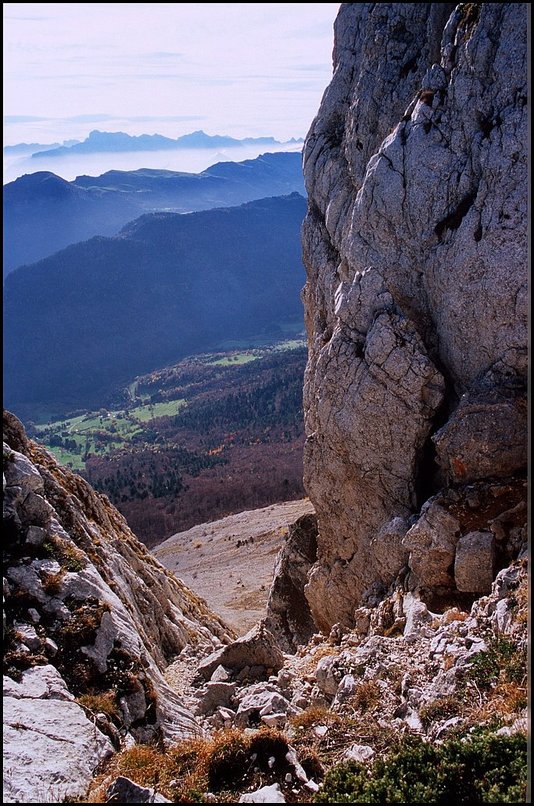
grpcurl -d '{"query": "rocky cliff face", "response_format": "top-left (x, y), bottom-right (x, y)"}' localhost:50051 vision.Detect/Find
top-left (3, 410), bottom-right (233, 802)
top-left (301, 3), bottom-right (527, 629)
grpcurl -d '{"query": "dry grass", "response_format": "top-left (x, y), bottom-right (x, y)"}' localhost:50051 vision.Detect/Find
top-left (442, 652), bottom-right (457, 671)
top-left (41, 569), bottom-right (65, 596)
top-left (470, 681), bottom-right (528, 722)
top-left (350, 680), bottom-right (381, 713)
top-left (419, 696), bottom-right (462, 728)
top-left (441, 607), bottom-right (469, 625)
top-left (42, 535), bottom-right (86, 572)
top-left (511, 571), bottom-right (529, 625)
top-left (77, 690), bottom-right (120, 721)
top-left (291, 705), bottom-right (342, 731)
top-left (86, 745), bottom-right (167, 803)
top-left (86, 727), bottom-right (298, 803)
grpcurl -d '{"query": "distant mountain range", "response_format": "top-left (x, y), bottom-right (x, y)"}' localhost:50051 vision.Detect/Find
top-left (25, 129), bottom-right (303, 158)
top-left (3, 139), bottom-right (80, 155)
top-left (3, 151), bottom-right (305, 276)
top-left (3, 193), bottom-right (307, 417)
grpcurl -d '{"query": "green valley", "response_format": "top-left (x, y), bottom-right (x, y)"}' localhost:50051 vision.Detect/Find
top-left (29, 339), bottom-right (307, 546)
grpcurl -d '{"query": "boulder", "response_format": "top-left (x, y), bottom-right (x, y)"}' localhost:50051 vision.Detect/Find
top-left (403, 502), bottom-right (460, 588)
top-left (236, 690), bottom-right (291, 727)
top-left (3, 694), bottom-right (113, 803)
top-left (370, 517), bottom-right (411, 586)
top-left (3, 446), bottom-right (44, 493)
top-left (315, 655), bottom-right (343, 696)
top-left (333, 674), bottom-right (356, 705)
top-left (105, 776), bottom-right (171, 803)
top-left (265, 514), bottom-right (318, 651)
top-left (195, 623), bottom-right (284, 682)
top-left (454, 531), bottom-right (495, 593)
top-left (210, 664), bottom-right (230, 682)
top-left (433, 388), bottom-right (527, 484)
top-left (343, 744), bottom-right (375, 762)
top-left (239, 783), bottom-right (286, 803)
top-left (3, 664), bottom-right (74, 701)
top-left (402, 593), bottom-right (433, 637)
top-left (195, 682), bottom-right (236, 716)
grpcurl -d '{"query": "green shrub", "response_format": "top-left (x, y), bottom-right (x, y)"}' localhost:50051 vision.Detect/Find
top-left (466, 637), bottom-right (527, 689)
top-left (42, 537), bottom-right (86, 572)
top-left (314, 731), bottom-right (527, 803)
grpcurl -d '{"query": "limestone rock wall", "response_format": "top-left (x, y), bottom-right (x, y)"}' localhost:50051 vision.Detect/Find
top-left (301, 3), bottom-right (528, 629)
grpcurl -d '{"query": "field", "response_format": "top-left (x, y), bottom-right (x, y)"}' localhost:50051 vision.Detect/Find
top-left (206, 353), bottom-right (260, 367)
top-left (30, 337), bottom-right (307, 545)
top-left (34, 400), bottom-right (186, 469)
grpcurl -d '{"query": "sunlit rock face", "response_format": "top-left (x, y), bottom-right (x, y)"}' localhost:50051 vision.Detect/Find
top-left (3, 409), bottom-right (233, 802)
top-left (301, 3), bottom-right (527, 630)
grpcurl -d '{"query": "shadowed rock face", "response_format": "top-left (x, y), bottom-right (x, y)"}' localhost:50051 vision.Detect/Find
top-left (265, 514), bottom-right (318, 651)
top-left (301, 3), bottom-right (527, 630)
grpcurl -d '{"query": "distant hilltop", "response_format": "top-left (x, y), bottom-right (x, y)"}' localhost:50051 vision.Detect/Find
top-left (3, 139), bottom-right (80, 155)
top-left (19, 129), bottom-right (304, 158)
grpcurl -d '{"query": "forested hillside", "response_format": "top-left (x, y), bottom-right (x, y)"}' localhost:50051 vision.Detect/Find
top-left (4, 193), bottom-right (307, 418)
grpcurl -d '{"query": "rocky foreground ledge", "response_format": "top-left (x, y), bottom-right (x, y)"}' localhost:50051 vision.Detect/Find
top-left (3, 411), bottom-right (528, 803)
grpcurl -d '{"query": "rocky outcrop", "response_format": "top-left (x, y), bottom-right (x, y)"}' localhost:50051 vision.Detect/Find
top-left (148, 555), bottom-right (527, 802)
top-left (3, 409), bottom-right (233, 802)
top-left (301, 3), bottom-right (528, 629)
top-left (3, 665), bottom-right (113, 804)
top-left (105, 776), bottom-right (172, 803)
top-left (265, 514), bottom-right (318, 651)
top-left (195, 623), bottom-right (284, 683)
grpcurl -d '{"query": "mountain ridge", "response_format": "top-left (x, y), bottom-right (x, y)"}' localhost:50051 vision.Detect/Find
top-left (4, 193), bottom-right (307, 417)
top-left (3, 151), bottom-right (305, 275)
top-left (30, 129), bottom-right (303, 158)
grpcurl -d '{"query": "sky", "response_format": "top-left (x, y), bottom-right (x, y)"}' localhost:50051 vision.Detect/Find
top-left (3, 2), bottom-right (340, 146)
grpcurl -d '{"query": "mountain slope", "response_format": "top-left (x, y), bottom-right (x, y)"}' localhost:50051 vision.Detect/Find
top-left (154, 499), bottom-right (314, 635)
top-left (3, 193), bottom-right (307, 416)
top-left (3, 151), bottom-right (304, 276)
top-left (3, 408), bottom-right (232, 801)
top-left (3, 171), bottom-right (139, 277)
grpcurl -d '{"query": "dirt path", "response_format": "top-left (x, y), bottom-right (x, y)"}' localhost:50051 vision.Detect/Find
top-left (153, 498), bottom-right (314, 634)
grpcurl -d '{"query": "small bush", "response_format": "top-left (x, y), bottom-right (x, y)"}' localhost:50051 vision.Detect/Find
top-left (42, 537), bottom-right (86, 572)
top-left (466, 637), bottom-right (527, 690)
top-left (350, 680), bottom-right (381, 712)
top-left (90, 726), bottom-right (296, 802)
top-left (314, 730), bottom-right (527, 803)
top-left (41, 570), bottom-right (65, 596)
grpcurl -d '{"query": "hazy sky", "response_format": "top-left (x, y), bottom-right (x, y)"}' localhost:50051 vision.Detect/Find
top-left (3, 2), bottom-right (340, 145)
